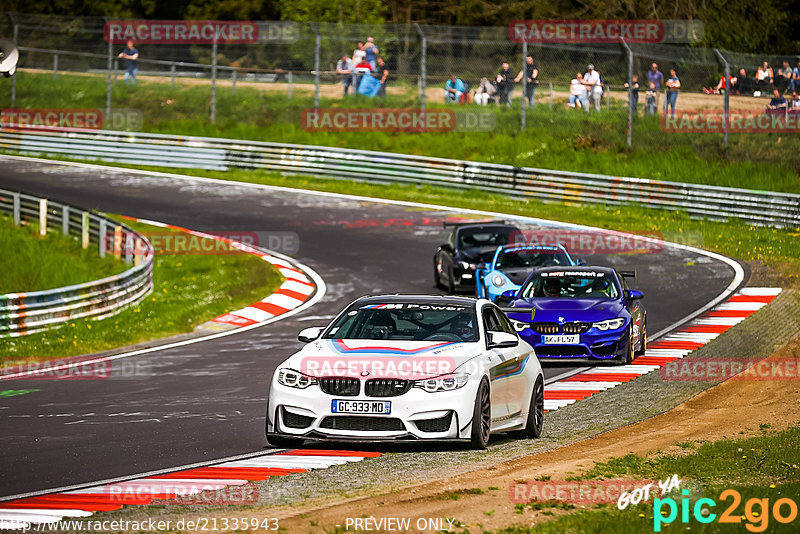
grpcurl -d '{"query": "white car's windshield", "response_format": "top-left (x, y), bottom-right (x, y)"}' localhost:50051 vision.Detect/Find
top-left (323, 303), bottom-right (478, 342)
top-left (521, 271), bottom-right (619, 299)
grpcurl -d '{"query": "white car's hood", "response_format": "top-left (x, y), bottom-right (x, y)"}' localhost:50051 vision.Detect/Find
top-left (282, 338), bottom-right (483, 380)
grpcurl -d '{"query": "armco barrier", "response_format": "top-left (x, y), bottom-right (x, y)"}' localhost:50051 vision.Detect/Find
top-left (0, 188), bottom-right (154, 336)
top-left (1, 127), bottom-right (799, 228)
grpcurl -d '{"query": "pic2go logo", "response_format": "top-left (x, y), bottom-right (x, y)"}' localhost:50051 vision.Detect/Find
top-left (654, 489), bottom-right (798, 532)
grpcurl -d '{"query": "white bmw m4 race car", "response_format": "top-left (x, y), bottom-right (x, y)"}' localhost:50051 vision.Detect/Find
top-left (266, 295), bottom-right (544, 449)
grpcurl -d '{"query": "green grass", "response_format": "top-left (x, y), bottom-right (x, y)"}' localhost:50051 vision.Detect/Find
top-left (5, 71), bottom-right (800, 193)
top-left (2, 219), bottom-right (283, 361)
top-left (0, 214), bottom-right (127, 293)
top-left (490, 424), bottom-right (800, 533)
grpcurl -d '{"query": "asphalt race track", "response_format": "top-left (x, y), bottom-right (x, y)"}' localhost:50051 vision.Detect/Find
top-left (0, 156), bottom-right (742, 498)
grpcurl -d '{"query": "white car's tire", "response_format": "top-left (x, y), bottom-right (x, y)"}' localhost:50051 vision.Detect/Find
top-left (513, 376), bottom-right (544, 439)
top-left (469, 378), bottom-right (491, 449)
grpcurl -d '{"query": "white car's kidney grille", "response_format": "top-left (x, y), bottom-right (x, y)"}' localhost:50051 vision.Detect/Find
top-left (364, 379), bottom-right (411, 397)
top-left (318, 378), bottom-right (360, 396)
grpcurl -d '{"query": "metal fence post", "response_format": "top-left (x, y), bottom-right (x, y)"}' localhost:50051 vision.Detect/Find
top-left (53, 52), bottom-right (58, 79)
top-left (288, 71), bottom-right (292, 99)
top-left (62, 205), bottom-right (69, 235)
top-left (11, 21), bottom-right (18, 108)
top-left (81, 212), bottom-right (90, 249)
top-left (622, 40), bottom-right (633, 147)
top-left (38, 198), bottom-right (47, 236)
top-left (106, 41), bottom-right (112, 121)
top-left (521, 41), bottom-right (527, 131)
top-left (113, 225), bottom-right (122, 259)
top-left (415, 24), bottom-right (427, 112)
top-left (125, 232), bottom-right (134, 264)
top-left (310, 23), bottom-right (320, 110)
top-left (548, 82), bottom-right (553, 109)
top-left (232, 69), bottom-right (237, 95)
top-left (12, 193), bottom-right (20, 225)
top-left (99, 219), bottom-right (107, 258)
top-left (210, 37), bottom-right (218, 124)
top-left (714, 48), bottom-right (730, 158)
top-left (170, 63), bottom-right (176, 88)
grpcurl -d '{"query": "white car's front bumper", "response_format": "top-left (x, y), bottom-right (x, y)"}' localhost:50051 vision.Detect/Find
top-left (267, 379), bottom-right (481, 442)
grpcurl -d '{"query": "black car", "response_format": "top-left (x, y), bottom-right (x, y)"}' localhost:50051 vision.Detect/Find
top-left (433, 221), bottom-right (522, 293)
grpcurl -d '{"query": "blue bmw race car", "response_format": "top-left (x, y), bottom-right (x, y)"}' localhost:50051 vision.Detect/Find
top-left (475, 244), bottom-right (582, 303)
top-left (502, 266), bottom-right (647, 365)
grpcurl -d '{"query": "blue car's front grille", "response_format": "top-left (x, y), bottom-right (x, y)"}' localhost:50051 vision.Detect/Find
top-left (530, 322), bottom-right (560, 334)
top-left (529, 322), bottom-right (591, 334)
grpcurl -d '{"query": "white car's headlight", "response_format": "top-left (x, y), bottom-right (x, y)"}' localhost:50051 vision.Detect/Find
top-left (592, 318), bottom-right (626, 331)
top-left (511, 319), bottom-right (530, 332)
top-left (492, 274), bottom-right (507, 288)
top-left (414, 373), bottom-right (469, 392)
top-left (277, 368), bottom-right (317, 389)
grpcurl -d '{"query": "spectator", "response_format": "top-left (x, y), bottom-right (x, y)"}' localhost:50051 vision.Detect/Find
top-left (364, 37), bottom-right (379, 70)
top-left (353, 42), bottom-right (366, 65)
top-left (444, 74), bottom-right (465, 103)
top-left (354, 58), bottom-right (372, 90)
top-left (734, 68), bottom-right (754, 96)
top-left (776, 60), bottom-right (792, 94)
top-left (568, 73), bottom-right (588, 111)
top-left (624, 74), bottom-right (640, 110)
top-left (375, 56), bottom-right (389, 98)
top-left (335, 54), bottom-right (355, 96)
top-left (645, 81), bottom-right (657, 115)
top-left (665, 68), bottom-right (680, 117)
top-left (792, 60), bottom-right (800, 93)
top-left (473, 77), bottom-right (496, 105)
top-left (514, 55), bottom-right (539, 107)
top-left (118, 39), bottom-right (139, 86)
top-left (703, 73), bottom-right (736, 95)
top-left (767, 88), bottom-right (787, 110)
top-left (647, 62), bottom-right (664, 90)
top-left (584, 64), bottom-right (603, 111)
top-left (791, 91), bottom-right (800, 111)
top-left (497, 62), bottom-right (515, 107)
top-left (755, 61), bottom-right (773, 96)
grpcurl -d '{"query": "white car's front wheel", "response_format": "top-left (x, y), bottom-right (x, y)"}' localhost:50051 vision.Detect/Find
top-left (469, 378), bottom-right (491, 449)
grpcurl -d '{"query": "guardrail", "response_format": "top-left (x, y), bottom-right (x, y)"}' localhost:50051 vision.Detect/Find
top-left (1, 127), bottom-right (799, 228)
top-left (0, 188), bottom-right (154, 337)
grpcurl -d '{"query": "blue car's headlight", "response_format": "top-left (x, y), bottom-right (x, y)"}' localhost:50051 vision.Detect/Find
top-left (277, 369), bottom-right (317, 389)
top-left (492, 274), bottom-right (507, 288)
top-left (414, 374), bottom-right (469, 392)
top-left (592, 318), bottom-right (626, 331)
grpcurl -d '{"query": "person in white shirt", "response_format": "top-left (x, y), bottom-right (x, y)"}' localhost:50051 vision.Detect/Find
top-left (569, 73), bottom-right (589, 111)
top-left (584, 64), bottom-right (603, 111)
top-left (353, 42), bottom-right (366, 65)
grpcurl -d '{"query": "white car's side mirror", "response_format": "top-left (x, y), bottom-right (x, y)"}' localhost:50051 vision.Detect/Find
top-left (298, 326), bottom-right (325, 343)
top-left (487, 331), bottom-right (518, 349)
